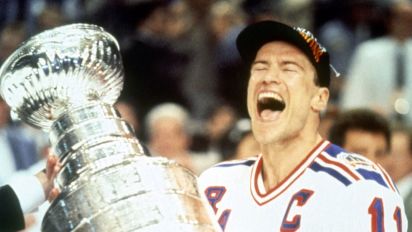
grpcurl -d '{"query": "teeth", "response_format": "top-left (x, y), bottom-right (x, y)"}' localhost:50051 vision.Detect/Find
top-left (258, 92), bottom-right (282, 101)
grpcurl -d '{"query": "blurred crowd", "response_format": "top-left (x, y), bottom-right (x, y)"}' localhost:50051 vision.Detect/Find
top-left (0, 0), bottom-right (412, 230)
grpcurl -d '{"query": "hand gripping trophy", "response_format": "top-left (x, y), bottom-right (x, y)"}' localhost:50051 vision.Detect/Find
top-left (0, 24), bottom-right (218, 231)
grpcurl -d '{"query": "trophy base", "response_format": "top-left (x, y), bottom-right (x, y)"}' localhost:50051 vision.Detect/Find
top-left (42, 157), bottom-right (215, 232)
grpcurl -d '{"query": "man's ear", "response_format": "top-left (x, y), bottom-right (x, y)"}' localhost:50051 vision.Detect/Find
top-left (311, 87), bottom-right (329, 112)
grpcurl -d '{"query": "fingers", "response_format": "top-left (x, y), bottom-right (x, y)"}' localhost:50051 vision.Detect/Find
top-left (44, 150), bottom-right (62, 202)
top-left (46, 150), bottom-right (62, 181)
top-left (46, 155), bottom-right (58, 180)
top-left (47, 188), bottom-right (60, 202)
top-left (53, 161), bottom-right (61, 177)
top-left (23, 214), bottom-right (37, 229)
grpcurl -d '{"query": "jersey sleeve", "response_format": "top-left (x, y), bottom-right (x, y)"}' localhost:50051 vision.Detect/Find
top-left (197, 169), bottom-right (225, 232)
top-left (338, 180), bottom-right (407, 232)
top-left (326, 151), bottom-right (408, 231)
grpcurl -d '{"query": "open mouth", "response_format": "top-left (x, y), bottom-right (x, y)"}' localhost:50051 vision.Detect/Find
top-left (257, 92), bottom-right (285, 119)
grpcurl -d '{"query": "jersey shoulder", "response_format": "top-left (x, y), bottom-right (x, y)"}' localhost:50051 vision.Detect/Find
top-left (310, 143), bottom-right (397, 193)
top-left (200, 156), bottom-right (258, 175)
top-left (198, 156), bottom-right (258, 185)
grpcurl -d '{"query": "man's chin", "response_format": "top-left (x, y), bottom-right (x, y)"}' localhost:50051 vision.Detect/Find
top-left (253, 129), bottom-right (282, 145)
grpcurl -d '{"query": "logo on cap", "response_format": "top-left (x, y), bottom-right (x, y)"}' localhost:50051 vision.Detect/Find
top-left (294, 27), bottom-right (326, 63)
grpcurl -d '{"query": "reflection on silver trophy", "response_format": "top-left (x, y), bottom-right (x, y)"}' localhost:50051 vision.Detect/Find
top-left (0, 24), bottom-right (218, 231)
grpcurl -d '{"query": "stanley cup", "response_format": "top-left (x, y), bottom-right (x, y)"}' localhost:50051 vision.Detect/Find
top-left (0, 24), bottom-right (218, 231)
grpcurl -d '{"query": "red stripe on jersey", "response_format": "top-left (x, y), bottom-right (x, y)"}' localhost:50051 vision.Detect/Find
top-left (251, 158), bottom-right (306, 206)
top-left (250, 140), bottom-right (330, 205)
top-left (377, 164), bottom-right (396, 192)
top-left (318, 153), bottom-right (360, 181)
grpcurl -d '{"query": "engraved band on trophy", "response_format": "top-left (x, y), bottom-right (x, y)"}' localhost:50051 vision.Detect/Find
top-left (0, 24), bottom-right (218, 231)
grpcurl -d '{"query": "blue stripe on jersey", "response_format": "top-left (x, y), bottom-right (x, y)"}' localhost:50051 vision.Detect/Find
top-left (324, 143), bottom-right (346, 158)
top-left (356, 168), bottom-right (389, 189)
top-left (215, 159), bottom-right (256, 168)
top-left (310, 162), bottom-right (352, 186)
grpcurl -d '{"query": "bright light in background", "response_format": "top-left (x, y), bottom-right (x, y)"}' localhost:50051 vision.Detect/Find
top-left (394, 98), bottom-right (410, 115)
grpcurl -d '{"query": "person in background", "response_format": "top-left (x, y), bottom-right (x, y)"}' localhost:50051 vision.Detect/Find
top-left (0, 22), bottom-right (26, 64)
top-left (145, 102), bottom-right (192, 164)
top-left (317, 0), bottom-right (384, 106)
top-left (241, 0), bottom-right (279, 23)
top-left (341, 1), bottom-right (412, 123)
top-left (145, 103), bottom-right (213, 174)
top-left (121, 0), bottom-right (189, 122)
top-left (328, 108), bottom-right (391, 164)
top-left (0, 24), bottom-right (44, 186)
top-left (0, 97), bottom-right (41, 185)
top-left (318, 105), bottom-right (340, 139)
top-left (34, 3), bottom-right (66, 33)
top-left (385, 125), bottom-right (412, 188)
top-left (208, 1), bottom-right (248, 116)
top-left (225, 118), bottom-right (260, 160)
top-left (203, 104), bottom-right (238, 160)
top-left (191, 104), bottom-right (237, 170)
top-left (233, 131), bottom-right (259, 160)
top-left (318, 0), bottom-right (380, 75)
top-left (383, 125), bottom-right (412, 231)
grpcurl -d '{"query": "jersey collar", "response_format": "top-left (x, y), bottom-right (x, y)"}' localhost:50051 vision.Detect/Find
top-left (250, 140), bottom-right (330, 205)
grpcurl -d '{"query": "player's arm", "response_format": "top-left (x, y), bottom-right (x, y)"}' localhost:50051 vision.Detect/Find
top-left (197, 172), bottom-right (224, 232)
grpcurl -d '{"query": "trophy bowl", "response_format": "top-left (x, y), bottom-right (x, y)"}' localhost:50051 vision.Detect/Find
top-left (0, 23), bottom-right (123, 130)
top-left (0, 24), bottom-right (218, 232)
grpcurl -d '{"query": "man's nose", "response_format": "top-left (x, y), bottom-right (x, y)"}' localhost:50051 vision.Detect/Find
top-left (262, 68), bottom-right (281, 84)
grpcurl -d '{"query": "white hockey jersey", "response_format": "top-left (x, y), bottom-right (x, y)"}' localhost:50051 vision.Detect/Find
top-left (198, 140), bottom-right (407, 231)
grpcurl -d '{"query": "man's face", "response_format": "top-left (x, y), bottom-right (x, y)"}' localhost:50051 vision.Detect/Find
top-left (384, 131), bottom-right (412, 182)
top-left (247, 41), bottom-right (326, 145)
top-left (391, 2), bottom-right (412, 40)
top-left (343, 129), bottom-right (388, 163)
top-left (149, 117), bottom-right (189, 156)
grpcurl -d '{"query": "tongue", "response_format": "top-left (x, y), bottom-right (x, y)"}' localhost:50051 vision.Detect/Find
top-left (260, 109), bottom-right (280, 121)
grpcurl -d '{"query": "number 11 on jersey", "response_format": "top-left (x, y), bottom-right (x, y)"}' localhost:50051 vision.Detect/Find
top-left (368, 197), bottom-right (403, 232)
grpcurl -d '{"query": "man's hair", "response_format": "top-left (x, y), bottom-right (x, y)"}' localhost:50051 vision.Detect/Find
top-left (328, 108), bottom-right (391, 151)
top-left (144, 102), bottom-right (190, 137)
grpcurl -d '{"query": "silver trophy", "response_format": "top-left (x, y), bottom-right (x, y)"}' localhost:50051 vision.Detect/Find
top-left (0, 24), bottom-right (218, 231)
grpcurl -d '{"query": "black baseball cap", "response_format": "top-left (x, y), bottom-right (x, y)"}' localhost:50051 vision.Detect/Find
top-left (236, 20), bottom-right (339, 88)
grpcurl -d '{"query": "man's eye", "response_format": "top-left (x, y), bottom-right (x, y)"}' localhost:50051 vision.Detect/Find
top-left (283, 65), bottom-right (298, 72)
top-left (252, 66), bottom-right (267, 72)
top-left (283, 68), bottom-right (297, 72)
top-left (282, 62), bottom-right (301, 72)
